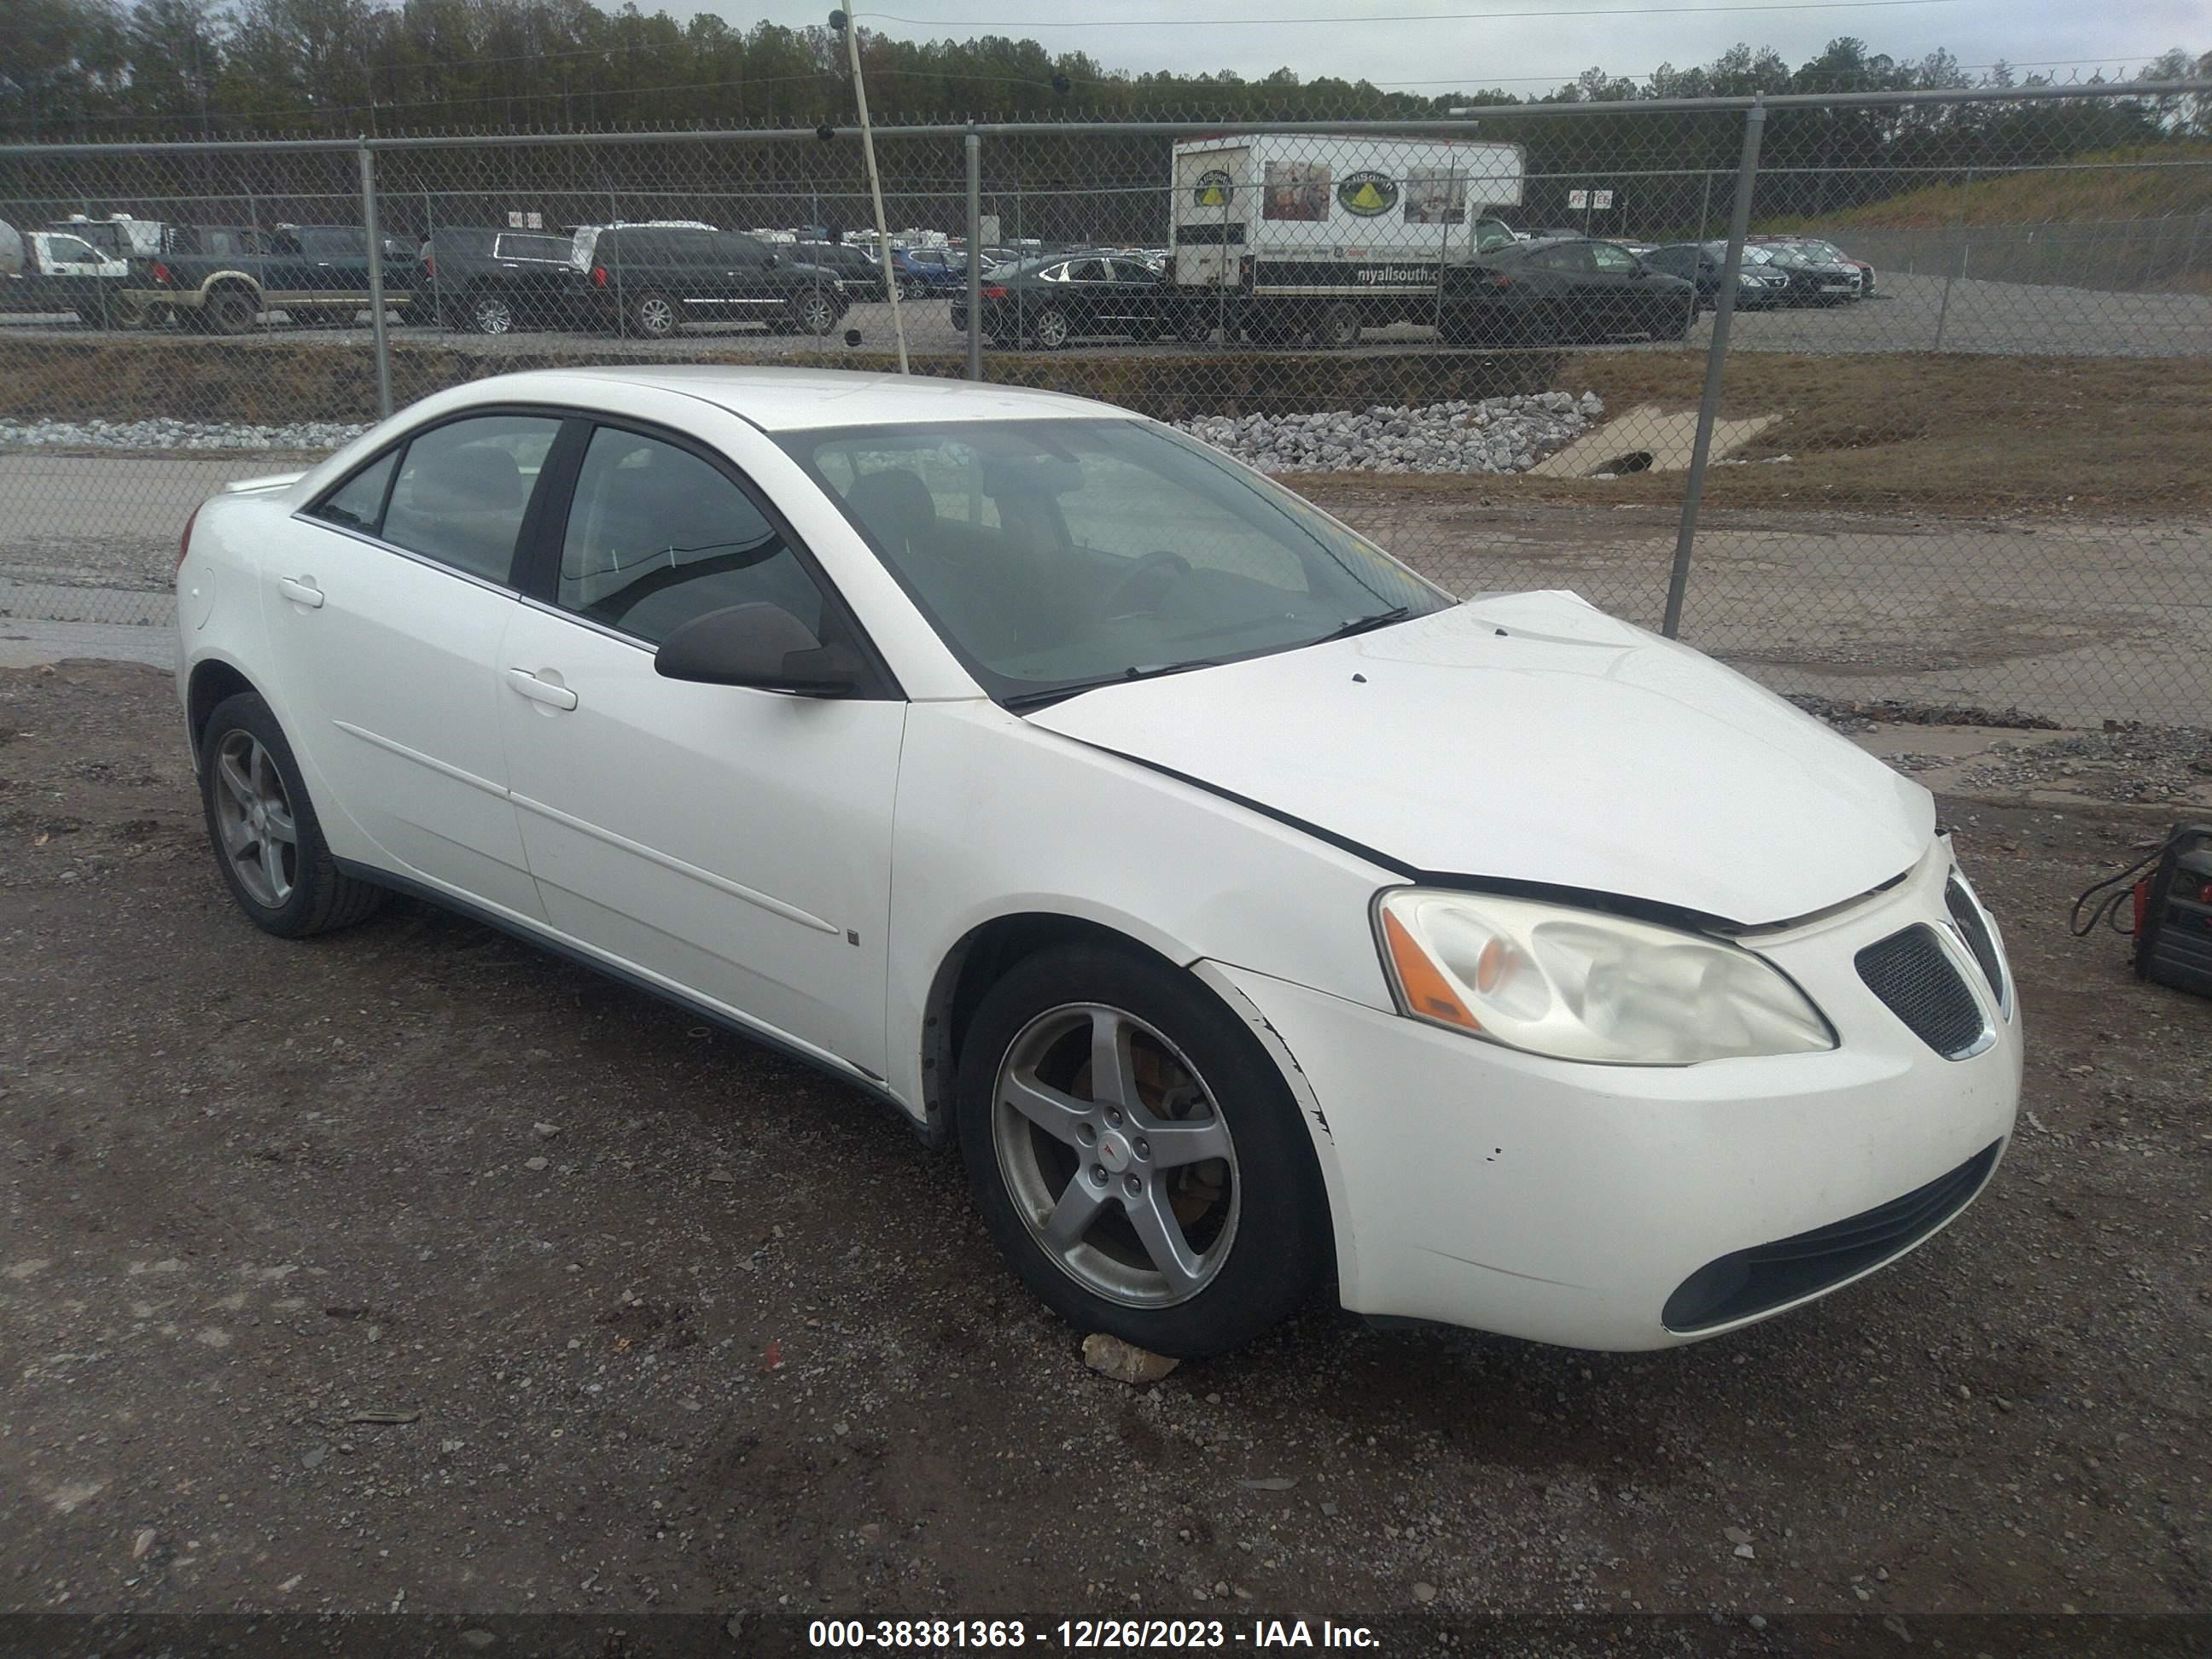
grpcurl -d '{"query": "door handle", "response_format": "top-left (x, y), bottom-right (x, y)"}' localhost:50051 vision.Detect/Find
top-left (507, 668), bottom-right (579, 711)
top-left (277, 576), bottom-right (324, 608)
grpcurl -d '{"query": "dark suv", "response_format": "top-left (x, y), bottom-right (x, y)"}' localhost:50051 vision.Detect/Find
top-left (794, 241), bottom-right (891, 301)
top-left (418, 227), bottom-right (583, 334)
top-left (577, 226), bottom-right (847, 339)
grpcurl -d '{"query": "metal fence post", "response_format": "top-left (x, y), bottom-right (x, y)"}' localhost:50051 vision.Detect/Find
top-left (1931, 166), bottom-right (1971, 353)
top-left (1661, 97), bottom-right (1765, 641)
top-left (965, 126), bottom-right (983, 381)
top-left (358, 141), bottom-right (393, 420)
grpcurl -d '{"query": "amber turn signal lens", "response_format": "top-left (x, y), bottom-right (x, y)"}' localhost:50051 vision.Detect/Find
top-left (1382, 909), bottom-right (1481, 1032)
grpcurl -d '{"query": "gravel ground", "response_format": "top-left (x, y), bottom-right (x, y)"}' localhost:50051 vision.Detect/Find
top-left (2, 659), bottom-right (2207, 1625)
top-left (0, 417), bottom-right (372, 454)
top-left (1961, 727), bottom-right (2212, 807)
top-left (1176, 392), bottom-right (1604, 475)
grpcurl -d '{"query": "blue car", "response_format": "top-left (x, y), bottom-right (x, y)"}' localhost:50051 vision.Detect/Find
top-left (888, 244), bottom-right (968, 298)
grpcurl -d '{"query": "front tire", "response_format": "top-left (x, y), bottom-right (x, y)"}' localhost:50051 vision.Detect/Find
top-left (199, 693), bottom-right (384, 939)
top-left (955, 944), bottom-right (1330, 1358)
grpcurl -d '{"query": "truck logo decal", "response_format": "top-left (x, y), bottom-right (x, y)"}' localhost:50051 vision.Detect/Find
top-left (1192, 171), bottom-right (1236, 208)
top-left (1336, 171), bottom-right (1399, 218)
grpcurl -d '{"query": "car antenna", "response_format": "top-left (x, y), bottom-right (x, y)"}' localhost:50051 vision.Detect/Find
top-left (830, 9), bottom-right (909, 375)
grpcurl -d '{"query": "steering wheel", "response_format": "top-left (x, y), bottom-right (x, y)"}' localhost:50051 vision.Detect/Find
top-left (1099, 550), bottom-right (1191, 620)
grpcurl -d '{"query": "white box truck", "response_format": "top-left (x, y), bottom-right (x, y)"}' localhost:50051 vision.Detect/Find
top-left (1169, 132), bottom-right (1525, 346)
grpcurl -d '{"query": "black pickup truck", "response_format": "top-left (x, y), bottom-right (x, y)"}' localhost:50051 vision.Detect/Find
top-left (125, 224), bottom-right (421, 334)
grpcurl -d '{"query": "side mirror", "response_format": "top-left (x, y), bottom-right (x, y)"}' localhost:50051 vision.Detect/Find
top-left (654, 603), bottom-right (861, 696)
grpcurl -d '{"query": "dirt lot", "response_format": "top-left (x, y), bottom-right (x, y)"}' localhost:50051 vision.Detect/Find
top-left (2, 661), bottom-right (2208, 1627)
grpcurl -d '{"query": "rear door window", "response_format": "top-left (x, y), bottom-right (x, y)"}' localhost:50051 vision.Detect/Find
top-left (310, 450), bottom-right (401, 534)
top-left (378, 414), bottom-right (562, 585)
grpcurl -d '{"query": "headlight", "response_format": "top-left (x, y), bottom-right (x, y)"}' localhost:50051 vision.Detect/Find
top-left (1374, 888), bottom-right (1835, 1066)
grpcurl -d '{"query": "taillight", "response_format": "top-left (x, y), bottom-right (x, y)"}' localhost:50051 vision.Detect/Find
top-left (151, 260), bottom-right (172, 285)
top-left (981, 284), bottom-right (1008, 300)
top-left (591, 265), bottom-right (608, 288)
top-left (175, 502), bottom-right (201, 579)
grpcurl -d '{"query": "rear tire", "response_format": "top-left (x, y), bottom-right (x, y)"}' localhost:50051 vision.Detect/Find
top-left (465, 290), bottom-right (515, 335)
top-left (955, 943), bottom-right (1330, 1359)
top-left (1316, 301), bottom-right (1361, 349)
top-left (789, 289), bottom-right (838, 337)
top-left (1029, 306), bottom-right (1071, 350)
top-left (203, 286), bottom-right (259, 335)
top-left (626, 288), bottom-right (678, 340)
top-left (199, 693), bottom-right (384, 940)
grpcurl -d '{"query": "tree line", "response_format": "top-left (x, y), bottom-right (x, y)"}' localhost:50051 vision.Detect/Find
top-left (3, 0), bottom-right (2205, 143)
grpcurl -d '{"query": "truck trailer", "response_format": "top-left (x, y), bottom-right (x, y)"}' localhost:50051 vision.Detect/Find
top-left (1168, 132), bottom-right (1525, 346)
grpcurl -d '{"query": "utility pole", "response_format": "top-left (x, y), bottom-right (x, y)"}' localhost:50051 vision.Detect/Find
top-left (831, 9), bottom-right (908, 373)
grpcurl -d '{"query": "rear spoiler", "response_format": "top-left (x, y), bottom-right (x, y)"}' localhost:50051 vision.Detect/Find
top-left (223, 471), bottom-right (306, 494)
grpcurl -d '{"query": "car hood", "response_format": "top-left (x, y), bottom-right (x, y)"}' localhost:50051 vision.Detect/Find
top-left (1022, 591), bottom-right (1933, 927)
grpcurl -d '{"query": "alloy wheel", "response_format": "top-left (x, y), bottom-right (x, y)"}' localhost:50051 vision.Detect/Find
top-left (212, 730), bottom-right (297, 908)
top-left (634, 294), bottom-right (675, 337)
top-left (1033, 307), bottom-right (1070, 349)
top-left (799, 294), bottom-right (835, 335)
top-left (471, 295), bottom-right (513, 335)
top-left (992, 1003), bottom-right (1240, 1307)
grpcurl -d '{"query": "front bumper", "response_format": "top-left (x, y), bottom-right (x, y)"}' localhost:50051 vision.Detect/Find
top-left (1213, 840), bottom-right (2021, 1350)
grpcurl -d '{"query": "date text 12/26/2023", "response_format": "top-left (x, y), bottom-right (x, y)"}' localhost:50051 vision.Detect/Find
top-left (807, 1619), bottom-right (1382, 1649)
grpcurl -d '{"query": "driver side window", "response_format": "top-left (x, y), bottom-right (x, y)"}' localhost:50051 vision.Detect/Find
top-left (556, 427), bottom-right (824, 646)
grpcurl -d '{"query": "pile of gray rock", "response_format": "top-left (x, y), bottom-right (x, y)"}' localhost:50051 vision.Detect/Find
top-left (1176, 391), bottom-right (1604, 476)
top-left (0, 417), bottom-right (373, 452)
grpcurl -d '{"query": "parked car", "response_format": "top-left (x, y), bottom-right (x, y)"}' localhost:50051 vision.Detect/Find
top-left (1644, 242), bottom-right (1790, 311)
top-left (175, 365), bottom-right (2021, 1358)
top-left (952, 252), bottom-right (1181, 348)
top-left (1739, 238), bottom-right (1863, 305)
top-left (1437, 236), bottom-right (1698, 345)
top-left (574, 224), bottom-right (847, 339)
top-left (795, 240), bottom-right (891, 301)
top-left (126, 223), bottom-right (419, 334)
top-left (1752, 234), bottom-right (1875, 296)
top-left (0, 224), bottom-right (133, 323)
top-left (417, 226), bottom-right (585, 334)
top-left (887, 242), bottom-right (967, 299)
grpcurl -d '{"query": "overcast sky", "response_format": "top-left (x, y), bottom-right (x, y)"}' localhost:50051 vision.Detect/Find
top-left (730, 0), bottom-right (2203, 95)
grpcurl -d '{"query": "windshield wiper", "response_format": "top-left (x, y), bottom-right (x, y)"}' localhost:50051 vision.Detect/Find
top-left (1311, 605), bottom-right (1412, 644)
top-left (1001, 656), bottom-right (1230, 713)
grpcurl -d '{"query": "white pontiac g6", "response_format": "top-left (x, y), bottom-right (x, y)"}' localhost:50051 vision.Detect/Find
top-left (176, 367), bottom-right (2021, 1357)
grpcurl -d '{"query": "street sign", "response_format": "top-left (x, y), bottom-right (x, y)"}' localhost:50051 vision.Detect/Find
top-left (1567, 189), bottom-right (1588, 210)
top-left (1592, 189), bottom-right (1615, 209)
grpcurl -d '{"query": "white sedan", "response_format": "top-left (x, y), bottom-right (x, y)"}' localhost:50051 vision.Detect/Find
top-left (176, 367), bottom-right (2021, 1357)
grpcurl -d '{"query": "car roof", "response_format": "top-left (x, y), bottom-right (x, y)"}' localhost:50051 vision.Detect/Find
top-left (469, 365), bottom-right (1122, 432)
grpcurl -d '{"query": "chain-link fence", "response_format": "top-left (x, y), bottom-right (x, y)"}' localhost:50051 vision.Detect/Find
top-left (3, 84), bottom-right (2208, 725)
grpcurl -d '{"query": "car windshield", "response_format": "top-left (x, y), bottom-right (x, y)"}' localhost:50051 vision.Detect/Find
top-left (780, 419), bottom-right (1452, 707)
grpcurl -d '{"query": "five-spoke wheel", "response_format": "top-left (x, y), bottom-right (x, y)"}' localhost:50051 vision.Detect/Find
top-left (993, 1004), bottom-right (1240, 1307)
top-left (958, 943), bottom-right (1329, 1356)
